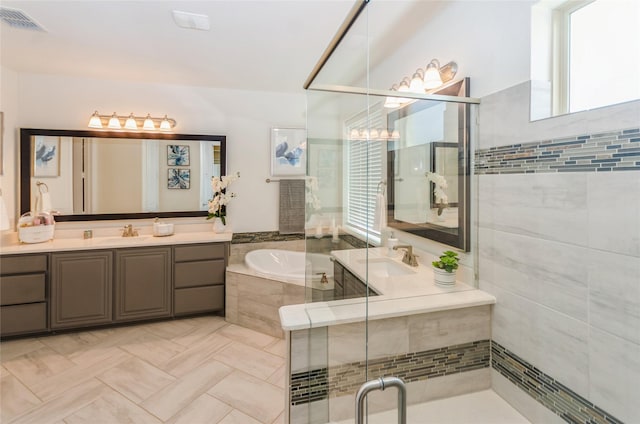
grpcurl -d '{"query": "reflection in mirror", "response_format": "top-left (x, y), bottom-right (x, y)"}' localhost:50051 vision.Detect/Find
top-left (386, 78), bottom-right (470, 250)
top-left (21, 129), bottom-right (225, 221)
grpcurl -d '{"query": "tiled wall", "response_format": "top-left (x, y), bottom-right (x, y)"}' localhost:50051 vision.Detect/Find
top-left (491, 341), bottom-right (622, 424)
top-left (476, 128), bottom-right (639, 174)
top-left (288, 305), bottom-right (492, 423)
top-left (478, 84), bottom-right (640, 423)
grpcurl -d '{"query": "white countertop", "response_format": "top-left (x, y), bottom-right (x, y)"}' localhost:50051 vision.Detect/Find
top-left (279, 247), bottom-right (496, 330)
top-left (0, 231), bottom-right (232, 255)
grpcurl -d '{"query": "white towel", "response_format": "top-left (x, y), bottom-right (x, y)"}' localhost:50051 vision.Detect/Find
top-left (373, 193), bottom-right (387, 232)
top-left (0, 195), bottom-right (10, 230)
top-left (36, 192), bottom-right (52, 213)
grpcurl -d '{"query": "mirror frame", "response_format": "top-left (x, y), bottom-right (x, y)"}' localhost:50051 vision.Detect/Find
top-left (20, 128), bottom-right (226, 222)
top-left (386, 78), bottom-right (471, 251)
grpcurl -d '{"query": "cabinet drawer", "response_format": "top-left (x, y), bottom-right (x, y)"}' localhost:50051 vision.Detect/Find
top-left (0, 255), bottom-right (47, 274)
top-left (0, 303), bottom-right (47, 336)
top-left (175, 260), bottom-right (225, 288)
top-left (0, 274), bottom-right (46, 305)
top-left (174, 285), bottom-right (224, 315)
top-left (174, 244), bottom-right (226, 262)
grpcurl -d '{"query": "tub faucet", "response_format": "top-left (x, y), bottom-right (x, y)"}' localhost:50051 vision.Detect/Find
top-left (393, 245), bottom-right (419, 267)
top-left (122, 224), bottom-right (138, 237)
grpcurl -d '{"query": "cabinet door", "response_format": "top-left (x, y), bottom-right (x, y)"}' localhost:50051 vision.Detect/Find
top-left (51, 251), bottom-right (113, 329)
top-left (115, 247), bottom-right (171, 322)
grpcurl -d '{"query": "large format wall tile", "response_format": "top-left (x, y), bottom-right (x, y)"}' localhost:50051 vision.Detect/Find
top-left (478, 173), bottom-right (589, 246)
top-left (478, 228), bottom-right (589, 321)
top-left (483, 280), bottom-right (590, 399)
top-left (589, 328), bottom-right (640, 423)
top-left (588, 250), bottom-right (640, 344)
top-left (587, 171), bottom-right (640, 257)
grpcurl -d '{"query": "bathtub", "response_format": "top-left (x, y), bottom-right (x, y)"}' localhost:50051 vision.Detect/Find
top-left (244, 249), bottom-right (333, 286)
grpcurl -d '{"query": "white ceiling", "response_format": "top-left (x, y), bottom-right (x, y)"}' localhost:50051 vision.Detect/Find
top-left (0, 0), bottom-right (359, 93)
top-left (0, 1), bottom-right (445, 94)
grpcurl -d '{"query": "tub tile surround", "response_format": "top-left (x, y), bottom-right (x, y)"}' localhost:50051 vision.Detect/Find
top-left (226, 270), bottom-right (305, 338)
top-left (477, 83), bottom-right (639, 423)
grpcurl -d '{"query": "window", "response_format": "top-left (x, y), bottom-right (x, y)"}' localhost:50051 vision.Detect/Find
top-left (554, 0), bottom-right (640, 114)
top-left (345, 108), bottom-right (384, 241)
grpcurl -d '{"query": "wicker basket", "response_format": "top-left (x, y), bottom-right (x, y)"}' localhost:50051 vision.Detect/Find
top-left (18, 224), bottom-right (55, 244)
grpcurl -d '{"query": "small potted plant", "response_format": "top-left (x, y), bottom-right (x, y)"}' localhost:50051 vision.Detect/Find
top-left (432, 250), bottom-right (459, 286)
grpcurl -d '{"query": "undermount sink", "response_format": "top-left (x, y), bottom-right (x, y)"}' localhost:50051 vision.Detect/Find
top-left (356, 257), bottom-right (416, 278)
top-left (91, 236), bottom-right (152, 245)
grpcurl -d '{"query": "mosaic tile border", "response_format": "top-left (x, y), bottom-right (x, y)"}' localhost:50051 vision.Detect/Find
top-left (290, 340), bottom-right (490, 406)
top-left (491, 341), bottom-right (622, 424)
top-left (475, 128), bottom-right (640, 174)
top-left (232, 231), bottom-right (370, 248)
top-left (232, 231), bottom-right (304, 244)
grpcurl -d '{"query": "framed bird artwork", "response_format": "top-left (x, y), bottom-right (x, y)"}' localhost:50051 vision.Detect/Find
top-left (32, 136), bottom-right (60, 177)
top-left (270, 128), bottom-right (306, 176)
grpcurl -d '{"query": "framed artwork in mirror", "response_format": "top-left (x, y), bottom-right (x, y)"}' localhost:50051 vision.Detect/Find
top-left (167, 168), bottom-right (190, 189)
top-left (33, 136), bottom-right (60, 177)
top-left (167, 145), bottom-right (190, 166)
top-left (270, 128), bottom-right (307, 176)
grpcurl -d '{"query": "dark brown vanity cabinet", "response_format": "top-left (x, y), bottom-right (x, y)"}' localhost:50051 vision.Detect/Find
top-left (0, 254), bottom-right (48, 336)
top-left (174, 243), bottom-right (227, 315)
top-left (1, 241), bottom-right (228, 337)
top-left (331, 261), bottom-right (378, 300)
top-left (50, 251), bottom-right (113, 329)
top-left (115, 247), bottom-right (172, 322)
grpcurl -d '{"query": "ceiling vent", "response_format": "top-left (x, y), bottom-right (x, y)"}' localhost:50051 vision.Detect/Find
top-left (172, 10), bottom-right (210, 31)
top-left (0, 7), bottom-right (45, 31)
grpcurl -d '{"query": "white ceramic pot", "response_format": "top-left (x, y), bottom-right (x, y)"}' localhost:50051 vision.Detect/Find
top-left (433, 267), bottom-right (456, 287)
top-left (212, 218), bottom-right (227, 233)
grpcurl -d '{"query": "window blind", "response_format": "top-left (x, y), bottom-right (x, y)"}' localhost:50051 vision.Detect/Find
top-left (345, 109), bottom-right (384, 237)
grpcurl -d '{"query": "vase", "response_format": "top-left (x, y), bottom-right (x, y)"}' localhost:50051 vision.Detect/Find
top-left (212, 218), bottom-right (227, 233)
top-left (433, 267), bottom-right (456, 287)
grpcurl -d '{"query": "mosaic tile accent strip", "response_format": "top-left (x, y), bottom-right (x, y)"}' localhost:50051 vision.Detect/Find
top-left (290, 368), bottom-right (329, 406)
top-left (290, 340), bottom-right (489, 405)
top-left (232, 231), bottom-right (304, 244)
top-left (475, 128), bottom-right (640, 174)
top-left (491, 341), bottom-right (623, 424)
top-left (232, 231), bottom-right (370, 248)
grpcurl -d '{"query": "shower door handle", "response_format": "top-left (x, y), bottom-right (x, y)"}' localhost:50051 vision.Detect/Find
top-left (355, 376), bottom-right (407, 424)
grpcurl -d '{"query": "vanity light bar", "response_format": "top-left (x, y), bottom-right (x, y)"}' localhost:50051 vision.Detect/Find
top-left (88, 111), bottom-right (177, 131)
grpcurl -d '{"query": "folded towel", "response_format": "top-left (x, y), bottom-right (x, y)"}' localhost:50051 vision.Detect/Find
top-left (373, 192), bottom-right (387, 232)
top-left (279, 179), bottom-right (305, 234)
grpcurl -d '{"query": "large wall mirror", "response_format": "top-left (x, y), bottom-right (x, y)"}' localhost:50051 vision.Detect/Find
top-left (386, 78), bottom-right (471, 251)
top-left (20, 129), bottom-right (226, 221)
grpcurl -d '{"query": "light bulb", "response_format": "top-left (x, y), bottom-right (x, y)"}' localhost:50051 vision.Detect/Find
top-left (88, 111), bottom-right (103, 128)
top-left (107, 113), bottom-right (121, 129)
top-left (384, 84), bottom-right (401, 109)
top-left (160, 115), bottom-right (171, 131)
top-left (349, 128), bottom-right (360, 140)
top-left (143, 114), bottom-right (155, 130)
top-left (124, 113), bottom-right (138, 130)
top-left (423, 59), bottom-right (443, 89)
top-left (409, 69), bottom-right (425, 93)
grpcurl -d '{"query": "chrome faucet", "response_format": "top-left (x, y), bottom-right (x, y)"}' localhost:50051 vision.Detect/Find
top-left (122, 224), bottom-right (139, 237)
top-left (393, 245), bottom-right (419, 267)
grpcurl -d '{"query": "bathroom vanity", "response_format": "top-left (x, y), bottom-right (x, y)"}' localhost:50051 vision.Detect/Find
top-left (0, 233), bottom-right (230, 338)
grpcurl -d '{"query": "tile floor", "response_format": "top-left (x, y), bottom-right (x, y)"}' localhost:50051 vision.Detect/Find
top-left (0, 316), bottom-right (286, 424)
